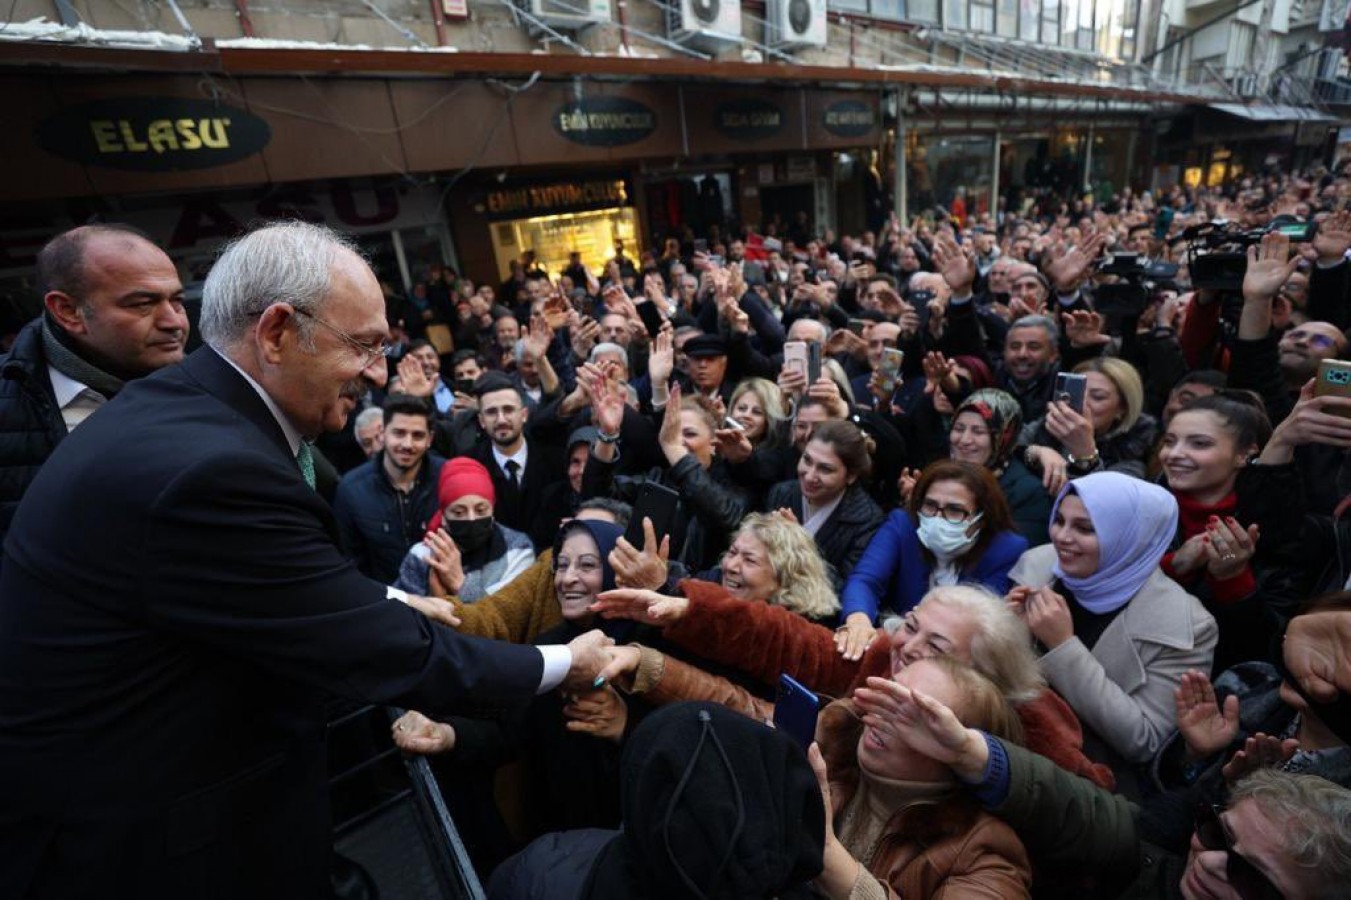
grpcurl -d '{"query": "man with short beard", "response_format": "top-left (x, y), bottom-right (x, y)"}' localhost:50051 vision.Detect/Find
top-left (468, 376), bottom-right (566, 549)
top-left (333, 393), bottom-right (444, 583)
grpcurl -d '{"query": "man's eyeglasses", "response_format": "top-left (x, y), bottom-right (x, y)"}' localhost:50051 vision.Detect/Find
top-left (918, 500), bottom-right (977, 524)
top-left (1193, 803), bottom-right (1283, 900)
top-left (291, 307), bottom-right (393, 368)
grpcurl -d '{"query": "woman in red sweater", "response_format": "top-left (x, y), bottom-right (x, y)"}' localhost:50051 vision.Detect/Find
top-left (1157, 392), bottom-right (1306, 673)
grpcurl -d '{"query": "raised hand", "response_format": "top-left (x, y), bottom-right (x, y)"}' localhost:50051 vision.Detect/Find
top-left (1174, 669), bottom-right (1240, 760)
top-left (1045, 230), bottom-right (1108, 293)
top-left (712, 427), bottom-right (753, 463)
top-left (392, 710), bottom-right (457, 755)
top-left (1025, 443), bottom-right (1069, 495)
top-left (896, 467), bottom-right (919, 505)
top-left (1313, 209), bottom-right (1351, 265)
top-left (921, 351), bottom-right (958, 395)
top-left (658, 382), bottom-right (686, 464)
top-left (1169, 531), bottom-right (1210, 577)
top-left (570, 316), bottom-right (601, 361)
top-left (854, 676), bottom-right (988, 780)
top-left (1242, 231), bottom-right (1299, 304)
top-left (806, 376), bottom-right (850, 418)
top-left (404, 593), bottom-right (462, 628)
top-left (424, 529), bottom-right (465, 597)
top-left (591, 371), bottom-right (626, 436)
top-left (1221, 733), bottom-right (1300, 787)
top-left (1063, 310), bottom-right (1111, 348)
top-left (1202, 516), bottom-right (1260, 581)
top-left (396, 353), bottom-right (434, 398)
top-left (1044, 400), bottom-right (1097, 461)
top-left (589, 587), bottom-right (690, 625)
top-left (609, 517), bottom-right (670, 591)
top-left (522, 313), bottom-right (554, 361)
top-left (932, 231), bottom-right (977, 295)
top-left (648, 326), bottom-right (675, 387)
top-left (1023, 586), bottom-right (1074, 649)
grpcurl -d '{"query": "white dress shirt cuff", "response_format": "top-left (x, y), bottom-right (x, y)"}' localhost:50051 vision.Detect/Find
top-left (387, 586), bottom-right (411, 604)
top-left (537, 644), bottom-right (573, 694)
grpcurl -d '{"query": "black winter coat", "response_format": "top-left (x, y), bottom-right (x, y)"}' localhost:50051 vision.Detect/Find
top-left (764, 479), bottom-right (884, 588)
top-left (0, 319), bottom-right (67, 543)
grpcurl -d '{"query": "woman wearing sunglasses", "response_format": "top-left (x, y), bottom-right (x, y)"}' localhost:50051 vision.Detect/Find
top-left (835, 460), bottom-right (1028, 660)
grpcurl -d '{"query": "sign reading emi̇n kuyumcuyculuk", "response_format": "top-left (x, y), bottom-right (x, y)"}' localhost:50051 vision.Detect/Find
top-left (36, 97), bottom-right (272, 171)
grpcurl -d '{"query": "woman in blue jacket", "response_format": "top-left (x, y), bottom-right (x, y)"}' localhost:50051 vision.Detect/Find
top-left (835, 459), bottom-right (1028, 659)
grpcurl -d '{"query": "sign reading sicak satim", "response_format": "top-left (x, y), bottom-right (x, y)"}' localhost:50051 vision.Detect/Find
top-left (554, 97), bottom-right (657, 148)
top-left (714, 98), bottom-right (784, 141)
top-left (36, 97), bottom-right (271, 171)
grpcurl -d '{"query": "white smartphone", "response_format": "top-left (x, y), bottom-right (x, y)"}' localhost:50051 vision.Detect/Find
top-left (782, 341), bottom-right (809, 380)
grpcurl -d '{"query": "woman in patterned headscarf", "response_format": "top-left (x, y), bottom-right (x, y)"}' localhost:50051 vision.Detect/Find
top-left (949, 389), bottom-right (1050, 545)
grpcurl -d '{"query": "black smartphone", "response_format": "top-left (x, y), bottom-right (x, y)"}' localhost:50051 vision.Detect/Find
top-left (1054, 372), bottom-right (1088, 414)
top-left (773, 673), bottom-right (820, 751)
top-left (636, 300), bottom-right (665, 340)
top-left (806, 341), bottom-right (822, 385)
top-left (847, 318), bottom-right (867, 336)
top-left (694, 238), bottom-right (709, 253)
top-left (454, 378), bottom-right (475, 394)
top-left (623, 481), bottom-right (681, 550)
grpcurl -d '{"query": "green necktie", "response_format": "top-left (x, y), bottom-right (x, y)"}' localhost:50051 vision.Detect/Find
top-left (296, 442), bottom-right (316, 490)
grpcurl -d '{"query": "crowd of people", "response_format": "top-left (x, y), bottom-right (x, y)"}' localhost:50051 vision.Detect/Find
top-left (6, 164), bottom-right (1351, 898)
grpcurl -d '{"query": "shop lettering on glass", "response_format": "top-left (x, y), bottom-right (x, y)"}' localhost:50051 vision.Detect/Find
top-left (486, 180), bottom-right (629, 217)
top-left (36, 97), bottom-right (271, 171)
top-left (713, 98), bottom-right (784, 141)
top-left (822, 100), bottom-right (877, 139)
top-left (553, 97), bottom-right (657, 147)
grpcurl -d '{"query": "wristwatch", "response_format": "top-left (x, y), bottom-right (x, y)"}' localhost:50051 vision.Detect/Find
top-left (1066, 449), bottom-right (1100, 472)
top-left (596, 430), bottom-right (621, 444)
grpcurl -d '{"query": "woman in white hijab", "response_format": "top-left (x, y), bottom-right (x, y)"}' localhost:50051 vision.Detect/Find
top-left (1008, 472), bottom-right (1216, 795)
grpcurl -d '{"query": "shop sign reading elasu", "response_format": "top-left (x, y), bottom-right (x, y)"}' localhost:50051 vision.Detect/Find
top-left (36, 97), bottom-right (271, 171)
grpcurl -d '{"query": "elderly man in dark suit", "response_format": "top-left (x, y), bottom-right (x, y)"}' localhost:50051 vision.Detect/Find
top-left (0, 221), bottom-right (618, 898)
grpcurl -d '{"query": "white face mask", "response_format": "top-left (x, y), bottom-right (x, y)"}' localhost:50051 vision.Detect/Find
top-left (916, 512), bottom-right (982, 559)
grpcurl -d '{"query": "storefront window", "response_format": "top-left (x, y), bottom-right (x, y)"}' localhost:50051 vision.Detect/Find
top-left (490, 207), bottom-right (640, 282)
top-left (906, 133), bottom-right (995, 224)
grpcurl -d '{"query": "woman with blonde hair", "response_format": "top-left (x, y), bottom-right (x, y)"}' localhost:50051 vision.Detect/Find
top-left (730, 512), bottom-right (840, 622)
top-left (727, 377), bottom-right (789, 448)
top-left (1022, 356), bottom-right (1158, 482)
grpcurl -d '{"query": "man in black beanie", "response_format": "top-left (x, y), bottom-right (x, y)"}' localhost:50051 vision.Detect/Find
top-left (489, 701), bottom-right (825, 899)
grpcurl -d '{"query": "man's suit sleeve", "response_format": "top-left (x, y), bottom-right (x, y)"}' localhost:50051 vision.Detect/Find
top-left (142, 451), bottom-right (544, 715)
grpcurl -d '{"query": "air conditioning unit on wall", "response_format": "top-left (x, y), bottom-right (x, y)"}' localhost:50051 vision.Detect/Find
top-left (667, 0), bottom-right (742, 51)
top-left (767, 0), bottom-right (827, 49)
top-left (517, 0), bottom-right (611, 31)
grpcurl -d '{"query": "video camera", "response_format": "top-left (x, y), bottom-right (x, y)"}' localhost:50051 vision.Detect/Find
top-left (1182, 215), bottom-right (1317, 292)
top-left (1092, 252), bottom-right (1180, 319)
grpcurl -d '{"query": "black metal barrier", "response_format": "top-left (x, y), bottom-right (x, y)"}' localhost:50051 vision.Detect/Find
top-left (327, 703), bottom-right (486, 900)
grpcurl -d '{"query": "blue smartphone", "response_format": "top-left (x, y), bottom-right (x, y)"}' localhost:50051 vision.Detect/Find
top-left (773, 673), bottom-right (820, 751)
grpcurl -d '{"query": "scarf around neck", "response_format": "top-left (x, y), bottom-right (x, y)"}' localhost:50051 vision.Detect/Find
top-left (41, 315), bottom-right (126, 399)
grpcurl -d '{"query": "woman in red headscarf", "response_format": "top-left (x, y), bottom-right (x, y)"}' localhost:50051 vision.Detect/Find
top-left (394, 456), bottom-right (535, 601)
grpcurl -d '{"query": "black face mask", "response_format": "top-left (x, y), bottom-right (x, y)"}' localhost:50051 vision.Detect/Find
top-left (444, 516), bottom-right (494, 553)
